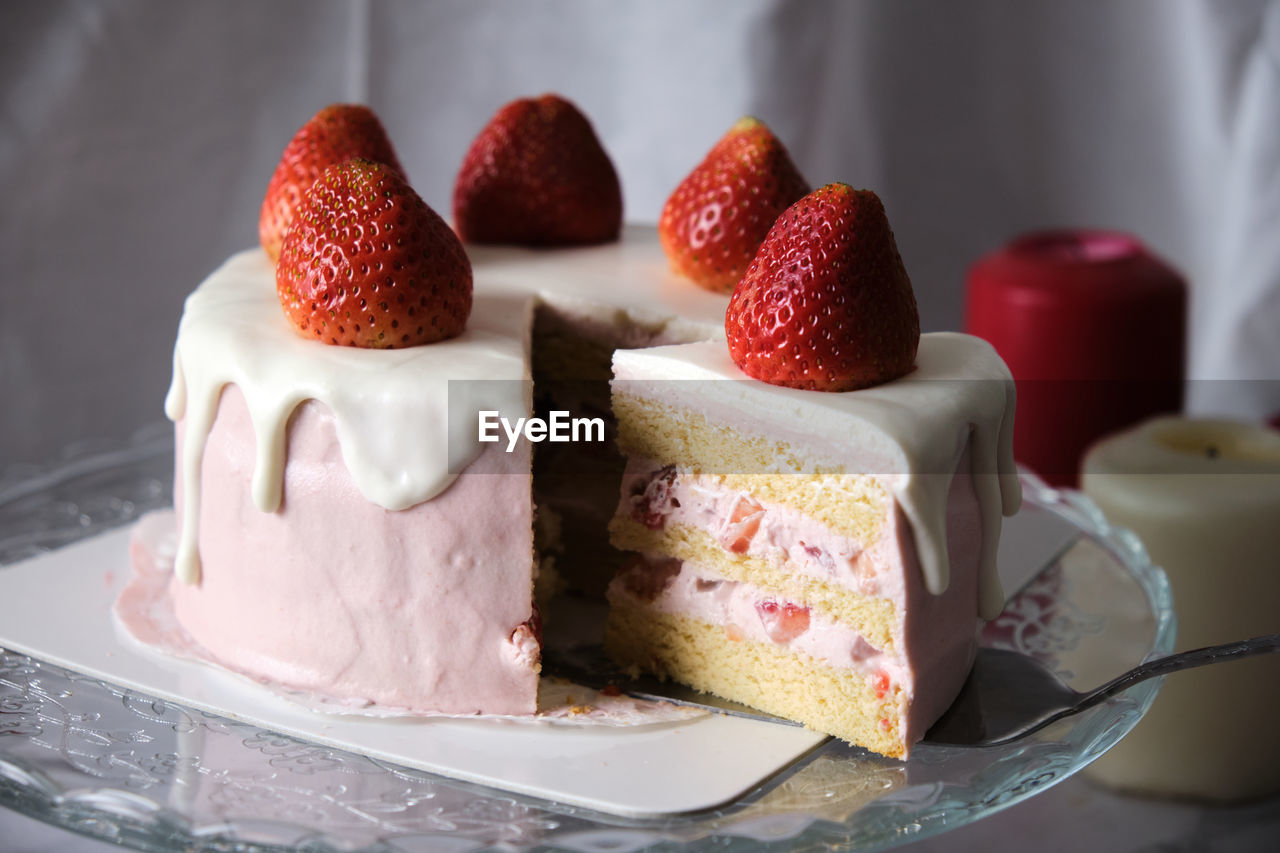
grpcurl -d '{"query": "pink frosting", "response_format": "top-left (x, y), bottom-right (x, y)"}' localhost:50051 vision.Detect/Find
top-left (891, 461), bottom-right (983, 744)
top-left (169, 384), bottom-right (539, 716)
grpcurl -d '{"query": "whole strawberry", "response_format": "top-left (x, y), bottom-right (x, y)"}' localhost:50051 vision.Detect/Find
top-left (725, 184), bottom-right (919, 391)
top-left (659, 117), bottom-right (808, 293)
top-left (453, 94), bottom-right (622, 245)
top-left (277, 159), bottom-right (471, 348)
top-left (259, 104), bottom-right (405, 262)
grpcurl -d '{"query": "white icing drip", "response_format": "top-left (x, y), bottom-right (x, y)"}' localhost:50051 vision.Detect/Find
top-left (166, 250), bottom-right (530, 585)
top-left (611, 333), bottom-right (1022, 619)
top-left (972, 390), bottom-right (1022, 617)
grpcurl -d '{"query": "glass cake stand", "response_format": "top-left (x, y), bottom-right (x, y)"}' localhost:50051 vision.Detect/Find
top-left (0, 426), bottom-right (1174, 853)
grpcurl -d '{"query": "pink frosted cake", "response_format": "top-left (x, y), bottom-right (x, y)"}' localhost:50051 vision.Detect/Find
top-left (605, 335), bottom-right (1019, 757)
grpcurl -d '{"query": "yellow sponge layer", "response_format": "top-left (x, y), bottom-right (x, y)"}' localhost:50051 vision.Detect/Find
top-left (613, 394), bottom-right (890, 545)
top-left (605, 601), bottom-right (906, 758)
top-left (610, 516), bottom-right (899, 653)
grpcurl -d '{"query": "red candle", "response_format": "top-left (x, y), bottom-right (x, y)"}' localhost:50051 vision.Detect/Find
top-left (965, 230), bottom-right (1186, 486)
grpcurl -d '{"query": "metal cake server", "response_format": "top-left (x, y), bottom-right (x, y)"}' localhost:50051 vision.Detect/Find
top-left (925, 633), bottom-right (1280, 747)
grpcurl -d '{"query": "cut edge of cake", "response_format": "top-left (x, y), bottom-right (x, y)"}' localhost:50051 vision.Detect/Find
top-left (604, 335), bottom-right (1020, 758)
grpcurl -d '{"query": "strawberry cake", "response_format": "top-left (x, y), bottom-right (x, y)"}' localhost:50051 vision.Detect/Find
top-left (605, 334), bottom-right (1018, 757)
top-left (120, 102), bottom-right (1021, 758)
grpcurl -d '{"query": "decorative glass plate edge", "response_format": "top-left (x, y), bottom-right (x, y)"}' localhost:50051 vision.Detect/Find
top-left (0, 424), bottom-right (1176, 853)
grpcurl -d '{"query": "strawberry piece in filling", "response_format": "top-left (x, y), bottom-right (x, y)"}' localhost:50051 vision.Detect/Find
top-left (717, 495), bottom-right (764, 554)
top-left (799, 540), bottom-right (837, 575)
top-left (629, 465), bottom-right (679, 530)
top-left (754, 598), bottom-right (811, 644)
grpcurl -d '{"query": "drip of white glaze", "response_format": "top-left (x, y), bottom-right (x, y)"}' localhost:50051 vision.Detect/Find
top-left (165, 250), bottom-right (529, 584)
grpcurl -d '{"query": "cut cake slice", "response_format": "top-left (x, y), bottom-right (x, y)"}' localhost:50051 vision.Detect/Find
top-left (605, 333), bottom-right (1020, 758)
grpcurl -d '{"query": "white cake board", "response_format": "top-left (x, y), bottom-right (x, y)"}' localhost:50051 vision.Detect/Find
top-left (0, 527), bottom-right (828, 817)
top-left (0, 507), bottom-right (1076, 817)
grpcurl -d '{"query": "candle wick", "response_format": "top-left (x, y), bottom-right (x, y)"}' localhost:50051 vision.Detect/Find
top-left (1206, 445), bottom-right (1220, 459)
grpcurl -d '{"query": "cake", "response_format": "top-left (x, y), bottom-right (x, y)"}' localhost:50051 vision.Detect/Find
top-left (121, 101), bottom-right (1021, 757)
top-left (605, 335), bottom-right (1019, 758)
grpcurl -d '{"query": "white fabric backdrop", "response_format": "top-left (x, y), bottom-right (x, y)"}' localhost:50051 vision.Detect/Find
top-left (2, 0), bottom-right (1278, 468)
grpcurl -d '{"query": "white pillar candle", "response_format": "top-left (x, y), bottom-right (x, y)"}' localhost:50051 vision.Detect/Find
top-left (1081, 417), bottom-right (1280, 801)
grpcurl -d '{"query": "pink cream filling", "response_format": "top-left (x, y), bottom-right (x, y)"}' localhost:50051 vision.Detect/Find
top-left (617, 457), bottom-right (908, 605)
top-left (610, 560), bottom-right (907, 690)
